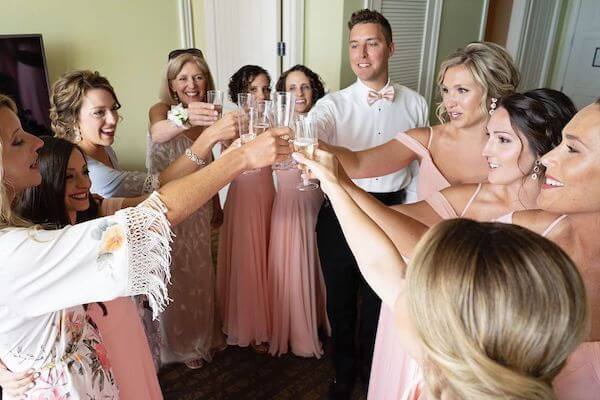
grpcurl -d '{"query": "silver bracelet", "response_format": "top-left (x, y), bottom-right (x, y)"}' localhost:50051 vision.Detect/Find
top-left (185, 147), bottom-right (206, 167)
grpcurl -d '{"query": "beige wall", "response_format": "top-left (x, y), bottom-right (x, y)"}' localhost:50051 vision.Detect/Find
top-left (1, 0), bottom-right (181, 170)
top-left (304, 0), bottom-right (345, 91)
top-left (1, 0), bottom-right (489, 167)
top-left (304, 0), bottom-right (364, 92)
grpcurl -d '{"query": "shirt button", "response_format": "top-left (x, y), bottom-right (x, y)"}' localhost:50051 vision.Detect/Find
top-left (377, 132), bottom-right (381, 135)
top-left (378, 108), bottom-right (381, 111)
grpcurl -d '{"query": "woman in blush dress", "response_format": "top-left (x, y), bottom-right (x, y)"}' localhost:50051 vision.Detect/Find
top-left (285, 148), bottom-right (589, 399)
top-left (13, 136), bottom-right (160, 400)
top-left (337, 42), bottom-right (519, 399)
top-left (268, 65), bottom-right (330, 358)
top-left (319, 88), bottom-right (576, 399)
top-left (49, 69), bottom-right (237, 368)
top-left (500, 99), bottom-right (600, 400)
top-left (217, 65), bottom-right (275, 351)
top-left (147, 51), bottom-right (228, 369)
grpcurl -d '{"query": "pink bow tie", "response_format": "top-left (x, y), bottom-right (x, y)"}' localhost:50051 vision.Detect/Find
top-left (367, 87), bottom-right (395, 106)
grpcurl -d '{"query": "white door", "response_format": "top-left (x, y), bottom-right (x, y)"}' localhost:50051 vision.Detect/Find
top-left (561, 0), bottom-right (600, 109)
top-left (203, 0), bottom-right (281, 109)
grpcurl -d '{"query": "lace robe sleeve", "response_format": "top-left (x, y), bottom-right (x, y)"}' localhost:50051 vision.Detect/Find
top-left (0, 192), bottom-right (173, 320)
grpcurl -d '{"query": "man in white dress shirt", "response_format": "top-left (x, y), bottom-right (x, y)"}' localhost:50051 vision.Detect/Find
top-left (309, 9), bottom-right (428, 399)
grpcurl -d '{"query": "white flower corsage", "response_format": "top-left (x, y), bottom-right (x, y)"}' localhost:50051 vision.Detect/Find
top-left (167, 103), bottom-right (189, 128)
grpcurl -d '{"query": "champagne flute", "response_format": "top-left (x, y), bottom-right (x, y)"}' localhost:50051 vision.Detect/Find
top-left (206, 90), bottom-right (224, 118)
top-left (272, 91), bottom-right (295, 170)
top-left (255, 100), bottom-right (274, 134)
top-left (238, 93), bottom-right (255, 112)
top-left (238, 106), bottom-right (260, 174)
top-left (294, 114), bottom-right (319, 191)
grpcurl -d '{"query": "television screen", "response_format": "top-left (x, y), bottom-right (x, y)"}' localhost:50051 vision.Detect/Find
top-left (0, 34), bottom-right (52, 136)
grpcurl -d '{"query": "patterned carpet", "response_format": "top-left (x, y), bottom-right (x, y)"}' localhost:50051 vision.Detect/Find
top-left (158, 342), bottom-right (367, 400)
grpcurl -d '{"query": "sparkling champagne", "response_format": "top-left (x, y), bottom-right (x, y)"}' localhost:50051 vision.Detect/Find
top-left (240, 132), bottom-right (256, 144)
top-left (253, 122), bottom-right (270, 135)
top-left (293, 138), bottom-right (318, 159)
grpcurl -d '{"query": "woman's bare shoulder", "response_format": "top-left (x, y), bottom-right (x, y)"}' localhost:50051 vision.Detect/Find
top-left (406, 126), bottom-right (432, 148)
top-left (512, 209), bottom-right (564, 234)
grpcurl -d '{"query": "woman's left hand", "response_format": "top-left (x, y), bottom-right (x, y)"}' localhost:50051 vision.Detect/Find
top-left (187, 101), bottom-right (219, 126)
top-left (291, 148), bottom-right (343, 195)
top-left (0, 360), bottom-right (37, 399)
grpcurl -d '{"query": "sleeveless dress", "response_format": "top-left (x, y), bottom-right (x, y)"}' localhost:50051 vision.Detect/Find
top-left (368, 129), bottom-right (450, 400)
top-left (217, 167), bottom-right (275, 346)
top-left (83, 198), bottom-right (162, 400)
top-left (146, 133), bottom-right (225, 365)
top-left (84, 149), bottom-right (164, 398)
top-left (267, 168), bottom-right (330, 357)
top-left (87, 146), bottom-right (164, 369)
top-left (498, 213), bottom-right (600, 400)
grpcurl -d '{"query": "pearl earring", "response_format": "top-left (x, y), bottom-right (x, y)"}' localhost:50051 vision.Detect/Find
top-left (489, 97), bottom-right (498, 116)
top-left (73, 127), bottom-right (82, 143)
top-left (531, 159), bottom-right (542, 180)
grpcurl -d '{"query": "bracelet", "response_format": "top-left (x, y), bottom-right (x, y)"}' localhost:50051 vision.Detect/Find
top-left (185, 147), bottom-right (206, 167)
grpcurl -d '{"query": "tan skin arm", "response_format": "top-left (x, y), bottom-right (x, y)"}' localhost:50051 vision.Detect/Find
top-left (322, 139), bottom-right (417, 179)
top-left (156, 111), bottom-right (238, 185)
top-left (292, 149), bottom-right (407, 308)
top-left (149, 102), bottom-right (219, 144)
top-left (340, 177), bottom-right (432, 257)
top-left (320, 127), bottom-right (432, 179)
top-left (161, 128), bottom-right (291, 226)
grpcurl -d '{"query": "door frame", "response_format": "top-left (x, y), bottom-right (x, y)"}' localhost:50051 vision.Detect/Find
top-left (178, 0), bottom-right (194, 48)
top-left (482, 0), bottom-right (563, 88)
top-left (201, 0), bottom-right (304, 81)
top-left (550, 0), bottom-right (582, 90)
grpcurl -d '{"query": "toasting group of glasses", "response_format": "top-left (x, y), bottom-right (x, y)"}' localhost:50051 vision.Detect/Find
top-left (206, 89), bottom-right (319, 190)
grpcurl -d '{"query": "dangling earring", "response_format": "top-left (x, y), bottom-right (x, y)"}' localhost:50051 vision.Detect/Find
top-left (489, 97), bottom-right (498, 116)
top-left (73, 127), bottom-right (82, 143)
top-left (531, 159), bottom-right (542, 180)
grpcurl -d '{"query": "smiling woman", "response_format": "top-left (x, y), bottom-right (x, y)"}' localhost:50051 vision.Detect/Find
top-left (490, 100), bottom-right (600, 400)
top-left (0, 90), bottom-right (291, 398)
top-left (146, 51), bottom-right (227, 370)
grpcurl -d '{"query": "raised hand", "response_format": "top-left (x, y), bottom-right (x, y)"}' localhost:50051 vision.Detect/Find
top-left (241, 127), bottom-right (292, 170)
top-left (187, 101), bottom-right (219, 126)
top-left (292, 148), bottom-right (342, 194)
top-left (206, 111), bottom-right (239, 143)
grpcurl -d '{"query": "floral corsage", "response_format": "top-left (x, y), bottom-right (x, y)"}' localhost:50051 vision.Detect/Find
top-left (167, 103), bottom-right (190, 128)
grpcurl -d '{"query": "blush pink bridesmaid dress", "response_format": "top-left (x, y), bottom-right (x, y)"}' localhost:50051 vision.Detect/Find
top-left (85, 198), bottom-right (162, 400)
top-left (217, 167), bottom-right (275, 347)
top-left (368, 129), bottom-right (450, 400)
top-left (267, 168), bottom-right (330, 358)
top-left (498, 212), bottom-right (600, 400)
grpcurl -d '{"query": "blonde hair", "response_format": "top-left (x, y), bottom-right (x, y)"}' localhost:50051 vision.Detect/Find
top-left (0, 94), bottom-right (33, 228)
top-left (159, 53), bottom-right (215, 105)
top-left (436, 42), bottom-right (520, 123)
top-left (50, 70), bottom-right (121, 142)
top-left (406, 219), bottom-right (588, 399)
